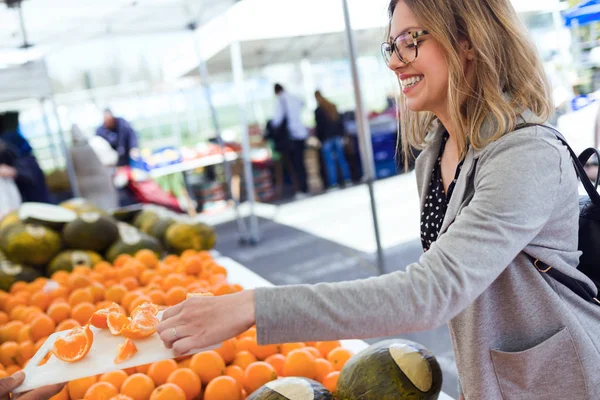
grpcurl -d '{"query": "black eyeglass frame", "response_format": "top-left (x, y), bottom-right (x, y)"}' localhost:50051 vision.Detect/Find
top-left (381, 29), bottom-right (430, 65)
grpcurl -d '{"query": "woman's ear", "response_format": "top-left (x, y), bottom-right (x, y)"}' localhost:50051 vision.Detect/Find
top-left (460, 39), bottom-right (475, 61)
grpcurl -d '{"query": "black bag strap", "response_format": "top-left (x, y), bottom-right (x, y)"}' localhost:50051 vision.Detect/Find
top-left (515, 123), bottom-right (600, 305)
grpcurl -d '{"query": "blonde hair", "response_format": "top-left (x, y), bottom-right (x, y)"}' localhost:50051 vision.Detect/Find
top-left (388, 0), bottom-right (553, 169)
top-left (315, 90), bottom-right (340, 122)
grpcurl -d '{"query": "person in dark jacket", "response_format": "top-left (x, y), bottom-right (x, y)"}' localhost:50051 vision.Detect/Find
top-left (314, 91), bottom-right (351, 188)
top-left (96, 109), bottom-right (139, 167)
top-left (0, 112), bottom-right (51, 203)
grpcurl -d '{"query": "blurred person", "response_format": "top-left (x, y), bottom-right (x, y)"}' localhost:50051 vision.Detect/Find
top-left (0, 371), bottom-right (64, 400)
top-left (158, 1), bottom-right (600, 399)
top-left (271, 84), bottom-right (309, 197)
top-left (96, 108), bottom-right (140, 167)
top-left (0, 140), bottom-right (22, 217)
top-left (0, 112), bottom-right (51, 203)
top-left (314, 90), bottom-right (351, 188)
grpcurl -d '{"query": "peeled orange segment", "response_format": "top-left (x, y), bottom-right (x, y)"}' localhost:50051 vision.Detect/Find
top-left (107, 312), bottom-right (129, 335)
top-left (121, 312), bottom-right (159, 340)
top-left (130, 302), bottom-right (159, 319)
top-left (90, 303), bottom-right (122, 329)
top-left (115, 339), bottom-right (138, 364)
top-left (186, 292), bottom-right (214, 299)
top-left (52, 324), bottom-right (94, 363)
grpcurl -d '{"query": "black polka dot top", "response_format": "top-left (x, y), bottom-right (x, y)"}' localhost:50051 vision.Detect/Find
top-left (421, 131), bottom-right (465, 252)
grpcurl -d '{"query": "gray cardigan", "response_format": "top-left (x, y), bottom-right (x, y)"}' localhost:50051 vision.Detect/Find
top-left (255, 110), bottom-right (600, 399)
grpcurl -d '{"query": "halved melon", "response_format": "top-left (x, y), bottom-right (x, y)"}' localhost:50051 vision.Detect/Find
top-left (247, 377), bottom-right (333, 400)
top-left (18, 202), bottom-right (77, 231)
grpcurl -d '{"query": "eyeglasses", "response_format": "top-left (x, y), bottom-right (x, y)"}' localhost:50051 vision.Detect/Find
top-left (381, 30), bottom-right (429, 65)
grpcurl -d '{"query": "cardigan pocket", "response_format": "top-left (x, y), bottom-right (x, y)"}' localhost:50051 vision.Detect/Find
top-left (490, 327), bottom-right (586, 400)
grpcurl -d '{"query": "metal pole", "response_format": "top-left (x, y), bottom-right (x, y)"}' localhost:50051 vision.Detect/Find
top-left (189, 31), bottom-right (249, 243)
top-left (39, 99), bottom-right (60, 170)
top-left (341, 0), bottom-right (385, 274)
top-left (45, 96), bottom-right (80, 198)
top-left (231, 40), bottom-right (260, 244)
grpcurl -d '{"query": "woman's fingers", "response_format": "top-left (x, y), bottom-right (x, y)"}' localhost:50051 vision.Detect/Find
top-left (0, 372), bottom-right (25, 400)
top-left (172, 336), bottom-right (202, 357)
top-left (15, 383), bottom-right (65, 400)
top-left (158, 323), bottom-right (195, 349)
top-left (161, 303), bottom-right (183, 321)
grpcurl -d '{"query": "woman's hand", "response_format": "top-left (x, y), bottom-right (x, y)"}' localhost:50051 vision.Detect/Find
top-left (158, 290), bottom-right (256, 356)
top-left (0, 371), bottom-right (65, 400)
top-left (0, 165), bottom-right (16, 179)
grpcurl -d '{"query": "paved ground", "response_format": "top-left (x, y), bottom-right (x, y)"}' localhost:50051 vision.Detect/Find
top-left (212, 174), bottom-right (459, 398)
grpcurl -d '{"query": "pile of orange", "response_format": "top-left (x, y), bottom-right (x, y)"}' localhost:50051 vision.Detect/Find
top-left (0, 249), bottom-right (353, 399)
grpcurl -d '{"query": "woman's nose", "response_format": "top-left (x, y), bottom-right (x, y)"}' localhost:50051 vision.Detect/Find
top-left (387, 52), bottom-right (408, 71)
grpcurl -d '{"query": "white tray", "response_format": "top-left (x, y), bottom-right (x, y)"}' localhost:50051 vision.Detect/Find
top-left (15, 311), bottom-right (216, 393)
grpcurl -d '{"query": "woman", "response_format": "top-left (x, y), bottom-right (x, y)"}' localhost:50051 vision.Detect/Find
top-left (158, 1), bottom-right (600, 398)
top-left (314, 91), bottom-right (351, 188)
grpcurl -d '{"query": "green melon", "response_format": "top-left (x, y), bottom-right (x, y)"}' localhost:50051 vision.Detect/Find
top-left (164, 222), bottom-right (216, 254)
top-left (111, 204), bottom-right (144, 223)
top-left (0, 224), bottom-right (62, 267)
top-left (132, 209), bottom-right (159, 229)
top-left (47, 250), bottom-right (104, 276)
top-left (0, 211), bottom-right (20, 234)
top-left (336, 340), bottom-right (443, 400)
top-left (145, 217), bottom-right (175, 243)
top-left (105, 224), bottom-right (162, 262)
top-left (19, 202), bottom-right (77, 231)
top-left (247, 378), bottom-right (333, 400)
top-left (0, 253), bottom-right (41, 292)
top-left (60, 198), bottom-right (106, 215)
top-left (62, 213), bottom-right (119, 252)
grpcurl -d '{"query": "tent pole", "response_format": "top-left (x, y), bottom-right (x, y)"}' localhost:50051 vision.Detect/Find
top-left (230, 40), bottom-right (260, 244)
top-left (39, 99), bottom-right (60, 170)
top-left (189, 31), bottom-right (249, 243)
top-left (341, 0), bottom-right (385, 275)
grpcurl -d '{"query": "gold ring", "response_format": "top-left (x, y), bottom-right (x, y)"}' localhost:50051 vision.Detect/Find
top-left (172, 327), bottom-right (177, 339)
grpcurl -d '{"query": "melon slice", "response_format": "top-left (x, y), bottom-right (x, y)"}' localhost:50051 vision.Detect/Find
top-left (18, 202), bottom-right (77, 230)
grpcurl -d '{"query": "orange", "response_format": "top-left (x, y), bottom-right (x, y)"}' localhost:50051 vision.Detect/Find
top-left (68, 274), bottom-right (92, 290)
top-left (147, 359), bottom-right (178, 386)
top-left (215, 338), bottom-right (237, 364)
top-left (16, 340), bottom-right (35, 366)
top-left (94, 261), bottom-right (116, 278)
top-left (204, 376), bottom-right (241, 400)
top-left (315, 358), bottom-right (334, 383)
top-left (163, 274), bottom-right (187, 291)
top-left (135, 249), bottom-right (159, 269)
top-left (182, 256), bottom-right (204, 275)
top-left (127, 296), bottom-right (152, 315)
top-left (0, 342), bottom-right (18, 366)
top-left (322, 371), bottom-right (340, 393)
top-left (0, 311), bottom-right (8, 325)
top-left (10, 281), bottom-right (28, 294)
top-left (225, 365), bottom-right (244, 390)
top-left (53, 324), bottom-right (94, 362)
top-left (47, 302), bottom-right (71, 324)
top-left (17, 325), bottom-right (31, 343)
top-left (109, 395), bottom-right (134, 400)
top-left (5, 365), bottom-right (20, 375)
top-left (190, 350), bottom-right (226, 385)
top-left (114, 254), bottom-right (134, 268)
top-left (165, 287), bottom-right (186, 306)
top-left (140, 270), bottom-right (158, 286)
top-left (3, 296), bottom-right (27, 314)
top-left (163, 254), bottom-right (180, 265)
top-left (9, 305), bottom-right (27, 321)
top-left (30, 291), bottom-right (51, 311)
top-left (150, 383), bottom-right (186, 400)
top-left (243, 361), bottom-right (277, 394)
top-left (281, 342), bottom-right (306, 356)
top-left (147, 290), bottom-right (166, 306)
top-left (327, 347), bottom-right (353, 371)
top-left (29, 314), bottom-right (56, 341)
top-left (0, 320), bottom-right (24, 342)
top-left (69, 288), bottom-right (94, 307)
top-left (315, 341), bottom-right (342, 358)
top-left (120, 373), bottom-right (156, 400)
top-left (120, 277), bottom-right (139, 291)
top-left (105, 284), bottom-right (128, 304)
top-left (253, 344), bottom-right (279, 361)
top-left (34, 337), bottom-right (49, 352)
top-left (51, 271), bottom-right (70, 286)
top-left (71, 302), bottom-right (96, 325)
top-left (68, 375), bottom-right (98, 400)
top-left (56, 319), bottom-right (80, 332)
top-left (303, 346), bottom-right (321, 359)
top-left (0, 371), bottom-right (7, 380)
top-left (117, 262), bottom-right (139, 281)
top-left (72, 265), bottom-right (92, 276)
top-left (121, 291), bottom-right (142, 311)
top-left (264, 353), bottom-right (285, 376)
top-left (120, 311), bottom-right (159, 339)
top-left (89, 282), bottom-right (106, 302)
top-left (236, 336), bottom-right (258, 355)
top-left (136, 363), bottom-right (152, 374)
top-left (48, 285), bottom-right (69, 302)
top-left (283, 349), bottom-right (317, 379)
top-left (107, 312), bottom-right (129, 335)
top-left (115, 339), bottom-right (138, 364)
top-left (90, 303), bottom-right (122, 329)
top-left (167, 368), bottom-right (202, 400)
top-left (84, 381), bottom-right (119, 400)
top-left (130, 302), bottom-right (159, 318)
top-left (100, 370), bottom-right (129, 391)
top-left (232, 351), bottom-right (257, 370)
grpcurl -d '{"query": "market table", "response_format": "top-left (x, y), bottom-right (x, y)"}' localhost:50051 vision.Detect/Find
top-left (216, 256), bottom-right (455, 400)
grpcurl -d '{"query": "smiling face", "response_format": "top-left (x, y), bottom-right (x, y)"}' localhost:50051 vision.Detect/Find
top-left (387, 1), bottom-right (467, 120)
